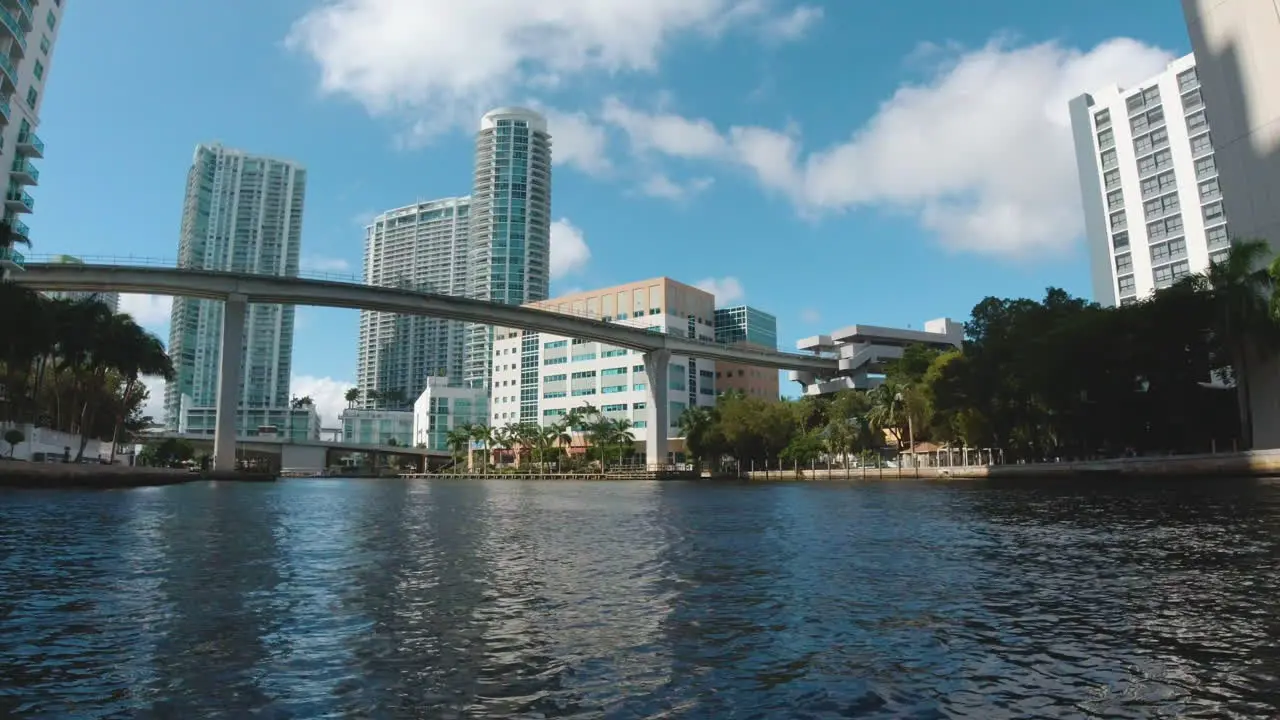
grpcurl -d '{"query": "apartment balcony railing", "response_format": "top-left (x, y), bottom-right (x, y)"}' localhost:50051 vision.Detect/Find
top-left (0, 98), bottom-right (10, 123)
top-left (0, 244), bottom-right (24, 271)
top-left (0, 53), bottom-right (16, 90)
top-left (10, 156), bottom-right (37, 185)
top-left (4, 188), bottom-right (33, 213)
top-left (0, 6), bottom-right (26, 52)
top-left (16, 129), bottom-right (42, 157)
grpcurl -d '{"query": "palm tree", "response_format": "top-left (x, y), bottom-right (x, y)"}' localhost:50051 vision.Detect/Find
top-left (102, 314), bottom-right (173, 463)
top-left (678, 406), bottom-right (718, 468)
top-left (867, 381), bottom-right (907, 448)
top-left (290, 395), bottom-right (315, 441)
top-left (563, 402), bottom-right (599, 456)
top-left (1192, 239), bottom-right (1280, 447)
top-left (446, 423), bottom-right (475, 469)
top-left (344, 387), bottom-right (361, 409)
top-left (470, 424), bottom-right (494, 473)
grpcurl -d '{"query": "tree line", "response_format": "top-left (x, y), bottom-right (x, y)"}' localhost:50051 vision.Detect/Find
top-left (444, 405), bottom-right (637, 471)
top-left (0, 284), bottom-right (174, 461)
top-left (680, 241), bottom-right (1279, 468)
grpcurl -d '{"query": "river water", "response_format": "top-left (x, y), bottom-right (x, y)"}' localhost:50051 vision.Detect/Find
top-left (2, 478), bottom-right (1280, 718)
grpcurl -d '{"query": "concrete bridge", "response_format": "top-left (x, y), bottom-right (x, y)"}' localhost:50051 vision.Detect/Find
top-left (141, 432), bottom-right (451, 474)
top-left (14, 263), bottom-right (838, 471)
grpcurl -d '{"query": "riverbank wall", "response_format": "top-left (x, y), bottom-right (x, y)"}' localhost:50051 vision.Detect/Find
top-left (741, 449), bottom-right (1280, 481)
top-left (0, 462), bottom-right (275, 489)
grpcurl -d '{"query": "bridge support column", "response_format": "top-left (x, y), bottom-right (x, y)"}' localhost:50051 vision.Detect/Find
top-left (213, 293), bottom-right (247, 472)
top-left (644, 349), bottom-right (671, 468)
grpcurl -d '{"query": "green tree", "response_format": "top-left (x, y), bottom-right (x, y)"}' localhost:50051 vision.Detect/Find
top-left (4, 428), bottom-right (23, 457)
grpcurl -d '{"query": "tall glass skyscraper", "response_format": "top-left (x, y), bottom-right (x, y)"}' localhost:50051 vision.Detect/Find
top-left (463, 107), bottom-right (553, 391)
top-left (356, 197), bottom-right (470, 408)
top-left (163, 143), bottom-right (306, 431)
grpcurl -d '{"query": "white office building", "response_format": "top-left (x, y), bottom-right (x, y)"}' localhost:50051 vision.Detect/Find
top-left (356, 197), bottom-right (470, 408)
top-left (1070, 53), bottom-right (1228, 306)
top-left (791, 319), bottom-right (963, 396)
top-left (463, 107), bottom-right (553, 392)
top-left (341, 408), bottom-right (414, 447)
top-left (164, 143), bottom-right (306, 434)
top-left (490, 279), bottom-right (717, 447)
top-left (1, 0), bottom-right (65, 265)
top-left (412, 377), bottom-right (489, 452)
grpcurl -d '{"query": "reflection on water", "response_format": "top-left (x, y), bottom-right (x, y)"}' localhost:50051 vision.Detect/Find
top-left (2, 478), bottom-right (1280, 717)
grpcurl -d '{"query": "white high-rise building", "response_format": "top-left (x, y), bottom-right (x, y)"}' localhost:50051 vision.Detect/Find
top-left (490, 279), bottom-right (718, 452)
top-left (355, 197), bottom-right (470, 408)
top-left (1070, 54), bottom-right (1228, 307)
top-left (164, 143), bottom-right (306, 434)
top-left (1, 0), bottom-right (67, 256)
top-left (463, 107), bottom-right (553, 393)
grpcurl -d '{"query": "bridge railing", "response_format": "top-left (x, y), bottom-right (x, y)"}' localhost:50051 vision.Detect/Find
top-left (22, 254), bottom-right (360, 284)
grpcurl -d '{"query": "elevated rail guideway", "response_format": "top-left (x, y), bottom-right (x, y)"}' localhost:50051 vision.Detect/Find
top-left (14, 262), bottom-right (838, 471)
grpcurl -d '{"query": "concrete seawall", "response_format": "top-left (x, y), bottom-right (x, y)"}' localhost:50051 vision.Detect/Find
top-left (0, 462), bottom-right (275, 489)
top-left (742, 449), bottom-right (1280, 481)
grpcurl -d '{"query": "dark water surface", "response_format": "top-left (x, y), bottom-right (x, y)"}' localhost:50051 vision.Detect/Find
top-left (3, 478), bottom-right (1280, 718)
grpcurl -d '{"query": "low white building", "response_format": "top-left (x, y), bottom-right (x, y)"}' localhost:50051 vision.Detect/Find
top-left (791, 318), bottom-right (963, 396)
top-left (412, 377), bottom-right (489, 451)
top-left (490, 278), bottom-right (718, 447)
top-left (341, 408), bottom-right (414, 447)
top-left (177, 401), bottom-right (321, 441)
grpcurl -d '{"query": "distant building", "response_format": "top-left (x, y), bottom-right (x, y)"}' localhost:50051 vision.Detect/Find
top-left (164, 143), bottom-right (307, 435)
top-left (1069, 54), bottom-right (1227, 306)
top-left (791, 319), bottom-right (963, 396)
top-left (356, 197), bottom-right (471, 410)
top-left (341, 408), bottom-right (414, 447)
top-left (412, 377), bottom-right (489, 452)
top-left (714, 305), bottom-right (779, 400)
top-left (491, 278), bottom-right (718, 446)
top-left (179, 398), bottom-right (320, 441)
top-left (41, 255), bottom-right (119, 312)
top-left (463, 107), bottom-right (553, 393)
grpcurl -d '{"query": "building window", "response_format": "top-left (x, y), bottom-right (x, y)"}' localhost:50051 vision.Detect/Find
top-left (39, 35), bottom-right (49, 55)
top-left (1182, 88), bottom-right (1204, 111)
top-left (1106, 189), bottom-right (1124, 211)
top-left (33, 61), bottom-right (43, 81)
top-left (1103, 169), bottom-right (1121, 190)
top-left (1118, 275), bottom-right (1136, 296)
top-left (1150, 238), bottom-right (1187, 265)
top-left (1186, 110), bottom-right (1208, 134)
top-left (1115, 253), bottom-right (1133, 274)
top-left (1112, 231), bottom-right (1130, 251)
top-left (1146, 214), bottom-right (1183, 240)
top-left (1140, 171), bottom-right (1176, 199)
top-left (25, 87), bottom-right (37, 109)
top-left (1210, 249), bottom-right (1229, 265)
top-left (1199, 177), bottom-right (1221, 202)
top-left (1203, 201), bottom-right (1226, 225)
top-left (1143, 193), bottom-right (1179, 220)
top-left (46, 10), bottom-right (55, 29)
top-left (1206, 224), bottom-right (1230, 249)
top-left (1195, 155), bottom-right (1217, 178)
top-left (1095, 108), bottom-right (1111, 129)
top-left (1177, 67), bottom-right (1198, 93)
top-left (1126, 92), bottom-right (1147, 115)
top-left (1190, 132), bottom-right (1213, 157)
top-left (1100, 149), bottom-right (1118, 169)
top-left (1110, 210), bottom-right (1127, 232)
top-left (1097, 128), bottom-right (1115, 149)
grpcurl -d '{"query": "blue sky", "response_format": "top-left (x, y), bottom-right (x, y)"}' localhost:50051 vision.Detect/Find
top-left (32, 0), bottom-right (1192, 424)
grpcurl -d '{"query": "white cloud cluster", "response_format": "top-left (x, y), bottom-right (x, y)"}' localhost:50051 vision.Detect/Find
top-left (291, 375), bottom-right (355, 427)
top-left (695, 276), bottom-right (745, 306)
top-left (599, 38), bottom-right (1174, 256)
top-left (287, 0), bottom-right (820, 145)
top-left (118, 294), bottom-right (173, 331)
top-left (140, 376), bottom-right (167, 423)
top-left (639, 173), bottom-right (715, 201)
top-left (550, 218), bottom-right (591, 280)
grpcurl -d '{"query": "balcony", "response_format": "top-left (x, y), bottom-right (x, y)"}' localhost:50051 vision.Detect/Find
top-left (13, 0), bottom-right (32, 29)
top-left (3, 215), bottom-right (29, 241)
top-left (0, 6), bottom-right (25, 54)
top-left (16, 128), bottom-right (41, 157)
top-left (0, 244), bottom-right (24, 272)
top-left (0, 53), bottom-right (15, 92)
top-left (10, 156), bottom-right (37, 185)
top-left (4, 188), bottom-right (32, 213)
top-left (0, 98), bottom-right (9, 124)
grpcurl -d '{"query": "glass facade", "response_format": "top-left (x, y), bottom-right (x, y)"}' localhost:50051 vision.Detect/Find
top-left (714, 306), bottom-right (779, 349)
top-left (164, 144), bottom-right (306, 432)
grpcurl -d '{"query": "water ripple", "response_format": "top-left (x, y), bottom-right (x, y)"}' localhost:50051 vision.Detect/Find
top-left (1, 478), bottom-right (1279, 717)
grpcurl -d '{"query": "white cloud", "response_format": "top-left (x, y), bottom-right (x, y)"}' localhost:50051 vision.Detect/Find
top-left (601, 38), bottom-right (1175, 257)
top-left (540, 107), bottom-right (612, 176)
top-left (762, 5), bottom-right (822, 42)
top-left (291, 375), bottom-right (355, 427)
top-left (800, 308), bottom-right (821, 324)
top-left (550, 218), bottom-right (591, 280)
top-left (300, 256), bottom-right (353, 274)
top-left (639, 173), bottom-right (715, 201)
top-left (696, 276), bottom-right (745, 306)
top-left (139, 375), bottom-right (167, 424)
top-left (118, 294), bottom-right (173, 329)
top-left (287, 0), bottom-right (816, 137)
